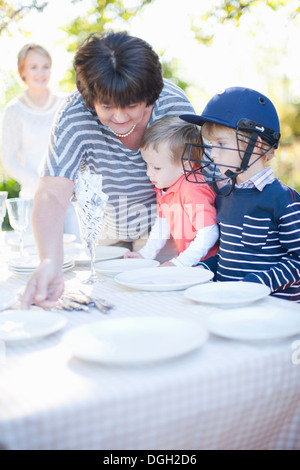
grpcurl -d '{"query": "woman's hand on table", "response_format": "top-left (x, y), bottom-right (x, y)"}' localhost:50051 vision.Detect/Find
top-left (21, 259), bottom-right (64, 309)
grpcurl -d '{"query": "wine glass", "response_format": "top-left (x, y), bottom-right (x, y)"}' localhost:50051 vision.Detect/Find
top-left (6, 198), bottom-right (32, 256)
top-left (75, 194), bottom-right (107, 285)
top-left (75, 195), bottom-right (107, 285)
top-left (73, 191), bottom-right (106, 285)
top-left (73, 167), bottom-right (108, 284)
top-left (0, 192), bottom-right (8, 231)
top-left (83, 238), bottom-right (100, 284)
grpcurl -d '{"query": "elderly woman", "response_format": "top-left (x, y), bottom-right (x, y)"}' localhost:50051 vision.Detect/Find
top-left (22, 31), bottom-right (195, 308)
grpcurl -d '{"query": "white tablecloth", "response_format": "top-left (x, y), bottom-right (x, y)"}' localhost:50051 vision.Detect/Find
top-left (0, 241), bottom-right (300, 450)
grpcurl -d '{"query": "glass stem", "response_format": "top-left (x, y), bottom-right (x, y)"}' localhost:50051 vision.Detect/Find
top-left (88, 239), bottom-right (97, 282)
top-left (19, 232), bottom-right (24, 257)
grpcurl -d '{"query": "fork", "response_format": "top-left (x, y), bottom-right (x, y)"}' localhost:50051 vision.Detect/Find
top-left (78, 290), bottom-right (115, 313)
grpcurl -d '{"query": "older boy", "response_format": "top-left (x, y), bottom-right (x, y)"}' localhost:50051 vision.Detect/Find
top-left (181, 87), bottom-right (300, 302)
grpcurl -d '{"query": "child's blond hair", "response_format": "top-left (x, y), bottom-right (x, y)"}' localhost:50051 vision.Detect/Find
top-left (141, 115), bottom-right (202, 163)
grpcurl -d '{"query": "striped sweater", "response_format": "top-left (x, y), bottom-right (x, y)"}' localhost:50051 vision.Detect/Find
top-left (42, 79), bottom-right (194, 241)
top-left (201, 179), bottom-right (300, 302)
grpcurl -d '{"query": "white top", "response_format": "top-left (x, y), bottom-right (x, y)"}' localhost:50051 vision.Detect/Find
top-left (1, 94), bottom-right (66, 197)
top-left (139, 215), bottom-right (219, 266)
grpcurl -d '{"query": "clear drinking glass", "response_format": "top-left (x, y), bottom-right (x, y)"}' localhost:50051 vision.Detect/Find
top-left (76, 199), bottom-right (106, 285)
top-left (73, 167), bottom-right (108, 285)
top-left (6, 198), bottom-right (31, 256)
top-left (83, 239), bottom-right (99, 284)
top-left (0, 192), bottom-right (8, 231)
top-left (76, 208), bottom-right (105, 285)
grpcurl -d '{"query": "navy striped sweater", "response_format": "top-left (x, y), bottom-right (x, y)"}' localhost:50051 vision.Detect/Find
top-left (201, 179), bottom-right (300, 302)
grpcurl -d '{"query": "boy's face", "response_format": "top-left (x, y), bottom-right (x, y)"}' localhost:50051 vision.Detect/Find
top-left (141, 141), bottom-right (184, 190)
top-left (202, 125), bottom-right (265, 184)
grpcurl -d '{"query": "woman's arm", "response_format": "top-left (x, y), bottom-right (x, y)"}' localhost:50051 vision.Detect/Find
top-left (21, 176), bottom-right (74, 308)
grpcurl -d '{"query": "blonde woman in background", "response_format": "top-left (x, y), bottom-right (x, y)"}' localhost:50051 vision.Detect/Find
top-left (1, 43), bottom-right (80, 238)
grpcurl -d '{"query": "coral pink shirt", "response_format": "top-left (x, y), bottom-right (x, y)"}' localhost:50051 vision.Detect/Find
top-left (155, 174), bottom-right (218, 258)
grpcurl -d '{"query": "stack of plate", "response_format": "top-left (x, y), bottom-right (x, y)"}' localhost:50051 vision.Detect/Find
top-left (8, 255), bottom-right (75, 277)
top-left (5, 232), bottom-right (76, 251)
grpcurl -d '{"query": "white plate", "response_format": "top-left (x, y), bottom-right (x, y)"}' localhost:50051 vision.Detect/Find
top-left (114, 266), bottom-right (214, 291)
top-left (8, 255), bottom-right (74, 270)
top-left (184, 281), bottom-right (271, 307)
top-left (75, 246), bottom-right (129, 266)
top-left (6, 232), bottom-right (76, 248)
top-left (0, 310), bottom-right (67, 342)
top-left (8, 262), bottom-right (74, 278)
top-left (0, 287), bottom-right (18, 311)
top-left (65, 316), bottom-right (208, 364)
top-left (95, 258), bottom-right (160, 274)
top-left (207, 307), bottom-right (300, 341)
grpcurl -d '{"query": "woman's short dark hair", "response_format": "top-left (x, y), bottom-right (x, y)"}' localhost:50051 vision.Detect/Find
top-left (74, 31), bottom-right (164, 110)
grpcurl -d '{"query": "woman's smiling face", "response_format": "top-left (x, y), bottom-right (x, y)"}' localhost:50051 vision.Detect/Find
top-left (94, 101), bottom-right (148, 136)
top-left (21, 50), bottom-right (51, 89)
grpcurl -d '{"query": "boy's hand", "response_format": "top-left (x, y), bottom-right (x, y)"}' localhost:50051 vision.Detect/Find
top-left (159, 261), bottom-right (176, 267)
top-left (123, 251), bottom-right (144, 259)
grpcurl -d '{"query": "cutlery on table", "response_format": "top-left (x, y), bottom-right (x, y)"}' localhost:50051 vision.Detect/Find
top-left (58, 290), bottom-right (114, 314)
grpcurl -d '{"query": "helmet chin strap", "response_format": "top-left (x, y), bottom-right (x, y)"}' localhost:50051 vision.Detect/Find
top-left (239, 131), bottom-right (259, 171)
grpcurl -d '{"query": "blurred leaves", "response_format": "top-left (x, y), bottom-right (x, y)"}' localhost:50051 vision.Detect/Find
top-left (0, 0), bottom-right (47, 35)
top-left (61, 0), bottom-right (152, 51)
top-left (192, 0), bottom-right (298, 43)
top-left (0, 177), bottom-right (20, 230)
top-left (59, 0), bottom-right (153, 90)
top-left (272, 140), bottom-right (300, 193)
top-left (0, 71), bottom-right (22, 106)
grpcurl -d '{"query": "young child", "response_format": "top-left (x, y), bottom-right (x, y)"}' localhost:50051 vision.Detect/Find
top-left (180, 86), bottom-right (300, 302)
top-left (125, 115), bottom-right (219, 266)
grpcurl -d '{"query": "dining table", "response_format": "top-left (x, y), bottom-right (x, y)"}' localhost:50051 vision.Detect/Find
top-left (0, 231), bottom-right (300, 451)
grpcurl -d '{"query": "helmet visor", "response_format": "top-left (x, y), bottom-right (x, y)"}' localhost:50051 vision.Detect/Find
top-left (181, 142), bottom-right (237, 196)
